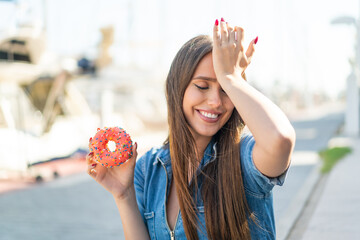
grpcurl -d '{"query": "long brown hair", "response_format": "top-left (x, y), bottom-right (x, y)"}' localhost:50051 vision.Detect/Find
top-left (165, 35), bottom-right (253, 239)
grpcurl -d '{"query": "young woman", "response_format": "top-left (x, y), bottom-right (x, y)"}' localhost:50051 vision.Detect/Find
top-left (87, 18), bottom-right (295, 239)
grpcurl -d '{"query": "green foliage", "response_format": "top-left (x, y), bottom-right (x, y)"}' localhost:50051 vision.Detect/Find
top-left (318, 147), bottom-right (352, 174)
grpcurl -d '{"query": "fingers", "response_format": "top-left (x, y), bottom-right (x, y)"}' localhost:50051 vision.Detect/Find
top-left (86, 152), bottom-right (95, 165)
top-left (228, 24), bottom-right (236, 44)
top-left (214, 18), bottom-right (237, 47)
top-left (220, 18), bottom-right (228, 45)
top-left (214, 18), bottom-right (244, 48)
top-left (213, 19), bottom-right (220, 45)
top-left (245, 36), bottom-right (258, 64)
top-left (86, 152), bottom-right (98, 177)
top-left (236, 26), bottom-right (245, 51)
top-left (88, 164), bottom-right (97, 176)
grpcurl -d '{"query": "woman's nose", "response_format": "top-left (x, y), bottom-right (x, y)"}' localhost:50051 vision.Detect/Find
top-left (207, 90), bottom-right (222, 107)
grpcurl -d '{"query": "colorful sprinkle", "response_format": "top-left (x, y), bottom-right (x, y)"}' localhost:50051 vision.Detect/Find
top-left (89, 126), bottom-right (133, 168)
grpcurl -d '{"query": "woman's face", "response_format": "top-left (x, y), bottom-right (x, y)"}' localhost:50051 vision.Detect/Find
top-left (182, 53), bottom-right (235, 143)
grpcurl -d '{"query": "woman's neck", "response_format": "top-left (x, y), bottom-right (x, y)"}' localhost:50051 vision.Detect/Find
top-left (194, 136), bottom-right (212, 161)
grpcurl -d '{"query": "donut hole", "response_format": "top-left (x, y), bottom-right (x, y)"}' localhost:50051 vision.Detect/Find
top-left (107, 140), bottom-right (116, 152)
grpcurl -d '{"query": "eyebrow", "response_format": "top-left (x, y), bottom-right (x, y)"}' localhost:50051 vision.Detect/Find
top-left (192, 76), bottom-right (217, 82)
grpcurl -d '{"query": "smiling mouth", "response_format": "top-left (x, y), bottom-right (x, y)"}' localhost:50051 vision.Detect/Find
top-left (199, 110), bottom-right (219, 119)
top-left (196, 110), bottom-right (222, 123)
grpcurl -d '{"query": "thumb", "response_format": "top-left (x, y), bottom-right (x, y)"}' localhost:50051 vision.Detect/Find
top-left (246, 36), bottom-right (258, 64)
top-left (124, 142), bottom-right (138, 167)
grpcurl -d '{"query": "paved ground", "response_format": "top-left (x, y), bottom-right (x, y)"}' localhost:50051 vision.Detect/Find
top-left (291, 112), bottom-right (344, 152)
top-left (0, 173), bottom-right (125, 240)
top-left (291, 137), bottom-right (360, 239)
top-left (286, 173), bottom-right (329, 240)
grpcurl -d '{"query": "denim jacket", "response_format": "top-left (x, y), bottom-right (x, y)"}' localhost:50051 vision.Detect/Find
top-left (134, 134), bottom-right (287, 239)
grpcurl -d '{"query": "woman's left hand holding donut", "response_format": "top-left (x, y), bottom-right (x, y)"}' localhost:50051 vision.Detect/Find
top-left (212, 18), bottom-right (257, 81)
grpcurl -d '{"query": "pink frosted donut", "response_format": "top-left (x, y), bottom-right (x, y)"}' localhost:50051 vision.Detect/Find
top-left (89, 127), bottom-right (133, 168)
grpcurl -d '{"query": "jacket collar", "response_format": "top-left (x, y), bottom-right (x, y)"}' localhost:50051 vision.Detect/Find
top-left (154, 138), bottom-right (217, 168)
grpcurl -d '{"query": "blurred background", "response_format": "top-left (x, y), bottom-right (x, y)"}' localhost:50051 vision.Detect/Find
top-left (0, 0), bottom-right (359, 239)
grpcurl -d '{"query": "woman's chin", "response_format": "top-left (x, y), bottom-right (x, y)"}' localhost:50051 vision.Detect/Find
top-left (194, 128), bottom-right (219, 139)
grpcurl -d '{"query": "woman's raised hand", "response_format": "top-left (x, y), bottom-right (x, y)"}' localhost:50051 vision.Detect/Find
top-left (86, 142), bottom-right (138, 200)
top-left (212, 18), bottom-right (257, 81)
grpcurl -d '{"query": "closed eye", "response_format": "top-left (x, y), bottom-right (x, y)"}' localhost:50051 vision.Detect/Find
top-left (194, 83), bottom-right (226, 94)
top-left (194, 84), bottom-right (208, 90)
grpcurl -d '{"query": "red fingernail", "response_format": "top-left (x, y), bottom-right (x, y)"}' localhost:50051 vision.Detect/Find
top-left (89, 152), bottom-right (94, 156)
top-left (221, 17), bottom-right (225, 22)
top-left (254, 36), bottom-right (258, 44)
top-left (91, 163), bottom-right (96, 167)
top-left (215, 19), bottom-right (219, 26)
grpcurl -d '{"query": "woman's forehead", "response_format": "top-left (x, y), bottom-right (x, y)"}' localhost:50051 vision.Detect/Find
top-left (193, 53), bottom-right (216, 79)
